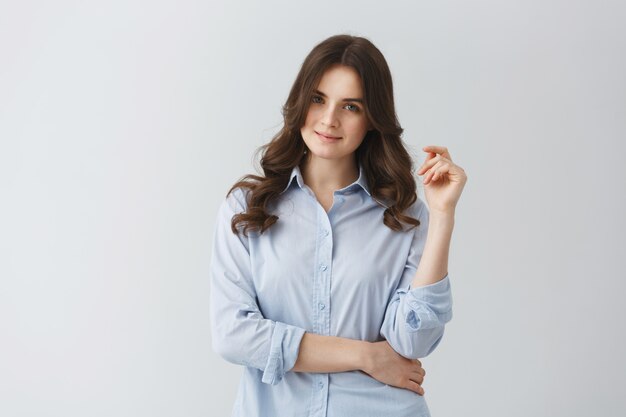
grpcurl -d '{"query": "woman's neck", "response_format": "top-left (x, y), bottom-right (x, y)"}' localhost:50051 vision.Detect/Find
top-left (300, 154), bottom-right (359, 193)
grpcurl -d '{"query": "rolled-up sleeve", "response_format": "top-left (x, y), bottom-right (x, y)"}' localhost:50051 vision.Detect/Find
top-left (379, 200), bottom-right (453, 359)
top-left (209, 188), bottom-right (306, 385)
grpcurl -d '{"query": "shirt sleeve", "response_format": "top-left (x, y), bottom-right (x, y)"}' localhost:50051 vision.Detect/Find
top-left (379, 199), bottom-right (453, 359)
top-left (209, 188), bottom-right (306, 385)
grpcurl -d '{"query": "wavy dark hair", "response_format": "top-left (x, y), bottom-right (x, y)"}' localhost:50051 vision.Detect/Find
top-left (228, 34), bottom-right (420, 236)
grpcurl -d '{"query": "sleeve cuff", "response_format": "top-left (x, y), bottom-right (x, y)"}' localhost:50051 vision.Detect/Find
top-left (261, 322), bottom-right (306, 385)
top-left (400, 274), bottom-right (453, 332)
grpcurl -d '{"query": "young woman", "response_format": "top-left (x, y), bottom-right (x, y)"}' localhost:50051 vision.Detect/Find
top-left (210, 34), bottom-right (467, 417)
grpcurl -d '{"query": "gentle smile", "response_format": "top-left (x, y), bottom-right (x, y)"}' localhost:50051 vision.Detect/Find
top-left (315, 131), bottom-right (341, 140)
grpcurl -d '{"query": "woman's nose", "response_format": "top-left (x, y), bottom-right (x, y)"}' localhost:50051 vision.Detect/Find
top-left (321, 105), bottom-right (339, 127)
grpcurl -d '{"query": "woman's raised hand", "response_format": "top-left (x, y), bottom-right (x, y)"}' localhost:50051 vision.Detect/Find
top-left (362, 340), bottom-right (426, 395)
top-left (417, 145), bottom-right (467, 214)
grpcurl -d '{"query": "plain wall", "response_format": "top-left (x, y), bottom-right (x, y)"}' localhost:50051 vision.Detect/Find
top-left (1, 0), bottom-right (625, 416)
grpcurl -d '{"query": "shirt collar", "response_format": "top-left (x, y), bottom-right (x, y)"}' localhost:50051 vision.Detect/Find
top-left (279, 163), bottom-right (371, 196)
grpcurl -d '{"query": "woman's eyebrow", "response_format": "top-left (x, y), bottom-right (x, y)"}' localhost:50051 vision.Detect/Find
top-left (314, 89), bottom-right (363, 103)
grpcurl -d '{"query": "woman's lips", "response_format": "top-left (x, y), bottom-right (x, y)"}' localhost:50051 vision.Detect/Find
top-left (315, 131), bottom-right (341, 142)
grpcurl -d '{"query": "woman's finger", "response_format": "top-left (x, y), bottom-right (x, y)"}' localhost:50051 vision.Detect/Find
top-left (418, 154), bottom-right (454, 175)
top-left (420, 152), bottom-right (438, 170)
top-left (425, 160), bottom-right (451, 184)
top-left (413, 365), bottom-right (425, 377)
top-left (425, 166), bottom-right (439, 184)
top-left (405, 379), bottom-right (425, 396)
top-left (431, 162), bottom-right (451, 182)
top-left (410, 361), bottom-right (425, 376)
top-left (410, 371), bottom-right (425, 384)
top-left (417, 154), bottom-right (443, 175)
top-left (422, 145), bottom-right (452, 161)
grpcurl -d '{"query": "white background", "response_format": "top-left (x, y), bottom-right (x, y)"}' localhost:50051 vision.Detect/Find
top-left (1, 1), bottom-right (625, 416)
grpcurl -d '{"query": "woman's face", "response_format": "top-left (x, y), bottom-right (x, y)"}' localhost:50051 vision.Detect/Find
top-left (300, 64), bottom-right (372, 164)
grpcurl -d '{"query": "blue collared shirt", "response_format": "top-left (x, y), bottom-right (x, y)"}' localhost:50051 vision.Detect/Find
top-left (210, 163), bottom-right (453, 417)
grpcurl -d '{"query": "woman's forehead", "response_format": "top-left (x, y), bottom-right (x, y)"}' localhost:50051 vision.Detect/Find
top-left (316, 65), bottom-right (363, 98)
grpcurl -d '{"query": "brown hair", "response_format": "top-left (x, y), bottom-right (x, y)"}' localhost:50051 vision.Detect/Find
top-left (228, 34), bottom-right (420, 236)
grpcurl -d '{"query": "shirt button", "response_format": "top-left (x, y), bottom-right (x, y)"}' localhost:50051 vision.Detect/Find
top-left (318, 381), bottom-right (324, 388)
top-left (319, 303), bottom-right (325, 310)
top-left (323, 230), bottom-right (329, 237)
top-left (320, 265), bottom-right (327, 271)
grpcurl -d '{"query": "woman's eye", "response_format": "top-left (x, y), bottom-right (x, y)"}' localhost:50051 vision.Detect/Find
top-left (311, 95), bottom-right (360, 112)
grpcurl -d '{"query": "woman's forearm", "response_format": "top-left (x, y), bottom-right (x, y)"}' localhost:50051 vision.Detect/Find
top-left (411, 210), bottom-right (454, 288)
top-left (291, 334), bottom-right (427, 395)
top-left (291, 332), bottom-right (370, 373)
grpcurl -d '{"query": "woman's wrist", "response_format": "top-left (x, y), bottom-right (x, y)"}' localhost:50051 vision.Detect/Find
top-left (293, 334), bottom-right (374, 373)
top-left (344, 338), bottom-right (374, 372)
top-left (429, 208), bottom-right (455, 224)
top-left (357, 341), bottom-right (374, 374)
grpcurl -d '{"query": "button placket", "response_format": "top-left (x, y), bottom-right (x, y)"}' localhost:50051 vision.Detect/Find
top-left (312, 205), bottom-right (332, 417)
top-left (314, 205), bottom-right (333, 335)
top-left (319, 226), bottom-right (332, 336)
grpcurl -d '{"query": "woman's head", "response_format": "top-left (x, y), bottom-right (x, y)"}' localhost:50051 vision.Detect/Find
top-left (299, 64), bottom-right (372, 164)
top-left (229, 34), bottom-right (419, 235)
top-left (284, 35), bottom-right (402, 159)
